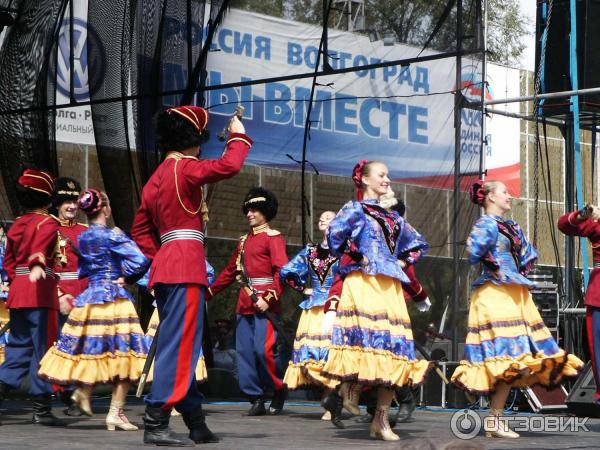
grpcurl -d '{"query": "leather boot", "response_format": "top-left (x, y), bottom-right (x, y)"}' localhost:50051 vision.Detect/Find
top-left (321, 389), bottom-right (345, 429)
top-left (268, 387), bottom-right (287, 415)
top-left (31, 395), bottom-right (67, 426)
top-left (395, 387), bottom-right (415, 424)
top-left (369, 387), bottom-right (399, 441)
top-left (106, 399), bottom-right (138, 431)
top-left (0, 381), bottom-right (8, 425)
top-left (484, 408), bottom-right (519, 438)
top-left (60, 390), bottom-right (83, 417)
top-left (143, 406), bottom-right (194, 447)
top-left (182, 406), bottom-right (219, 443)
top-left (247, 398), bottom-right (266, 416)
top-left (339, 382), bottom-right (361, 415)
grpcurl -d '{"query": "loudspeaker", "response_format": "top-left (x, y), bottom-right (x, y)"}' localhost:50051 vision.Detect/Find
top-left (419, 362), bottom-right (471, 408)
top-left (566, 361), bottom-right (600, 417)
top-left (535, 0), bottom-right (600, 120)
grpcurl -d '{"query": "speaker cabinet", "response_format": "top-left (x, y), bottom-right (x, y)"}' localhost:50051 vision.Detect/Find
top-left (535, 0), bottom-right (600, 121)
top-left (566, 361), bottom-right (600, 417)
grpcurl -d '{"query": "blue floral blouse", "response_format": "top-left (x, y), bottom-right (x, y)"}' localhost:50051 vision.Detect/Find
top-left (0, 243), bottom-right (7, 300)
top-left (75, 224), bottom-right (150, 307)
top-left (327, 199), bottom-right (428, 283)
top-left (280, 243), bottom-right (340, 310)
top-left (467, 215), bottom-right (538, 288)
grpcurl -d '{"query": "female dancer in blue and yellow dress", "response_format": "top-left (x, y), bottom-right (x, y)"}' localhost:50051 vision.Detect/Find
top-left (320, 160), bottom-right (431, 441)
top-left (38, 189), bottom-right (150, 431)
top-left (0, 229), bottom-right (9, 365)
top-left (451, 180), bottom-right (584, 439)
top-left (280, 211), bottom-right (346, 419)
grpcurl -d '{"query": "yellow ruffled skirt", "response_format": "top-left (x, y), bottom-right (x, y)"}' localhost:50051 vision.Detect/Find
top-left (284, 305), bottom-right (336, 389)
top-left (0, 300), bottom-right (9, 365)
top-left (322, 272), bottom-right (431, 388)
top-left (144, 309), bottom-right (207, 383)
top-left (38, 299), bottom-right (148, 386)
top-left (451, 282), bottom-right (584, 395)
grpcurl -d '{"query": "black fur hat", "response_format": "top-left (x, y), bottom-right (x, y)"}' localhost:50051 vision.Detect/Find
top-left (52, 177), bottom-right (81, 207)
top-left (242, 187), bottom-right (278, 222)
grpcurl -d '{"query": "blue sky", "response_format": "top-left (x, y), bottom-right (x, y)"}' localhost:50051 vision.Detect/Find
top-left (518, 0), bottom-right (536, 71)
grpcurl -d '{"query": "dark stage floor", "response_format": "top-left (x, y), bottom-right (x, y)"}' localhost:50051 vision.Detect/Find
top-left (0, 398), bottom-right (598, 449)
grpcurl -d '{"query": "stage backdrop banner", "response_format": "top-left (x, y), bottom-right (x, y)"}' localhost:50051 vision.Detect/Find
top-left (19, 6), bottom-right (520, 193)
top-left (196, 9), bottom-right (521, 194)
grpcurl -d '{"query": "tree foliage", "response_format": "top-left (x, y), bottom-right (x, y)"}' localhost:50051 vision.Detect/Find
top-left (230, 0), bottom-right (530, 67)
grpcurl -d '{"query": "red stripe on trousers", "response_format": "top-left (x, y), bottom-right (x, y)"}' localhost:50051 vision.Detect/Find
top-left (264, 320), bottom-right (283, 390)
top-left (165, 284), bottom-right (199, 407)
top-left (586, 307), bottom-right (600, 399)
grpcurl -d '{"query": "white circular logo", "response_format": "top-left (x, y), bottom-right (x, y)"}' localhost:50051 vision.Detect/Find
top-left (450, 409), bottom-right (481, 440)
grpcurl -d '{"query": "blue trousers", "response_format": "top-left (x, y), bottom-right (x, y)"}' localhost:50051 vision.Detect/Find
top-left (145, 283), bottom-right (204, 413)
top-left (587, 306), bottom-right (600, 404)
top-left (236, 314), bottom-right (284, 398)
top-left (0, 308), bottom-right (58, 395)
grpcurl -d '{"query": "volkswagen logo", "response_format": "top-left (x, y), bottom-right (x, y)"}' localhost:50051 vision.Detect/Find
top-left (54, 17), bottom-right (105, 102)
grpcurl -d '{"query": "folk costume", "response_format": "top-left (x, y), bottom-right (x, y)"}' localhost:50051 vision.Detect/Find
top-left (39, 189), bottom-right (150, 431)
top-left (144, 261), bottom-right (215, 383)
top-left (558, 210), bottom-right (600, 403)
top-left (132, 105), bottom-right (251, 446)
top-left (451, 213), bottom-right (584, 394)
top-left (0, 240), bottom-right (10, 365)
top-left (321, 199), bottom-right (431, 389)
top-left (0, 168), bottom-right (64, 426)
top-left (38, 223), bottom-right (150, 387)
top-left (53, 177), bottom-right (89, 314)
top-left (319, 161), bottom-right (431, 440)
top-left (207, 187), bottom-right (288, 415)
top-left (280, 242), bottom-right (339, 390)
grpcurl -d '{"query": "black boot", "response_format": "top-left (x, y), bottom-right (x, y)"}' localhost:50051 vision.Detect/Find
top-left (0, 381), bottom-right (7, 425)
top-left (268, 387), bottom-right (287, 415)
top-left (31, 395), bottom-right (67, 426)
top-left (143, 406), bottom-right (194, 447)
top-left (321, 389), bottom-right (345, 429)
top-left (247, 398), bottom-right (266, 416)
top-left (182, 406), bottom-right (219, 444)
top-left (60, 390), bottom-right (83, 417)
top-left (395, 388), bottom-right (416, 424)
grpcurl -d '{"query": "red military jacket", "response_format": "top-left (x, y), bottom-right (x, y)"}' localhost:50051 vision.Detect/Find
top-left (54, 220), bottom-right (89, 299)
top-left (4, 211), bottom-right (60, 309)
top-left (208, 223), bottom-right (288, 315)
top-left (558, 210), bottom-right (600, 307)
top-left (131, 133), bottom-right (252, 288)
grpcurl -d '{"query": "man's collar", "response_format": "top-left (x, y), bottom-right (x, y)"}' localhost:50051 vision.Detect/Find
top-left (251, 223), bottom-right (270, 235)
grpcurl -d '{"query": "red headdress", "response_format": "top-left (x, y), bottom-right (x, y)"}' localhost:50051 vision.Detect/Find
top-left (469, 179), bottom-right (486, 206)
top-left (352, 160), bottom-right (369, 201)
top-left (18, 168), bottom-right (54, 197)
top-left (166, 105), bottom-right (209, 133)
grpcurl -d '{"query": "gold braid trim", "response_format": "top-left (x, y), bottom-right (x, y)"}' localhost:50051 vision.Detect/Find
top-left (235, 234), bottom-right (249, 272)
top-left (168, 154), bottom-right (206, 217)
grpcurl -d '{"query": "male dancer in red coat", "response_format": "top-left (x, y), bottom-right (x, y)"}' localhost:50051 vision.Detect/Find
top-left (558, 206), bottom-right (600, 405)
top-left (0, 167), bottom-right (64, 426)
top-left (208, 187), bottom-right (288, 416)
top-left (132, 105), bottom-right (251, 446)
top-left (52, 176), bottom-right (88, 415)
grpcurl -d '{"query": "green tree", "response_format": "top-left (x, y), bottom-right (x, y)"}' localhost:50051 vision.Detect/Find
top-left (232, 0), bottom-right (530, 67)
